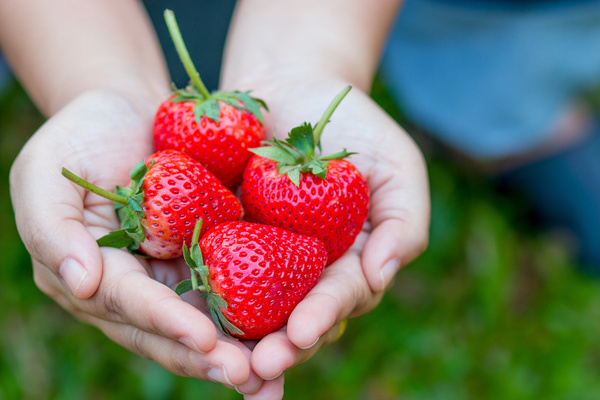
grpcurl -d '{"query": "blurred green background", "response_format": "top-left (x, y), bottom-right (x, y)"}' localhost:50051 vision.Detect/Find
top-left (2, 78), bottom-right (600, 400)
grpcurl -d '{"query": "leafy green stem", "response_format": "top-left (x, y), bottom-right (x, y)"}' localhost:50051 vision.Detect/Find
top-left (191, 217), bottom-right (203, 245)
top-left (164, 9), bottom-right (211, 100)
top-left (62, 168), bottom-right (128, 205)
top-left (190, 268), bottom-right (201, 291)
top-left (177, 218), bottom-right (244, 338)
top-left (312, 86), bottom-right (352, 146)
top-left (189, 218), bottom-right (204, 291)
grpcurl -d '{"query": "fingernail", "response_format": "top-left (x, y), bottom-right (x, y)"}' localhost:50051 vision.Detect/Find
top-left (178, 336), bottom-right (204, 353)
top-left (379, 258), bottom-right (401, 290)
top-left (59, 258), bottom-right (88, 297)
top-left (207, 365), bottom-right (233, 386)
top-left (264, 371), bottom-right (282, 381)
top-left (298, 336), bottom-right (319, 350)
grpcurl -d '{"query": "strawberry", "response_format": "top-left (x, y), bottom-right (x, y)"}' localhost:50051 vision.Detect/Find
top-left (62, 149), bottom-right (243, 259)
top-left (153, 10), bottom-right (267, 189)
top-left (177, 219), bottom-right (327, 340)
top-left (240, 86), bottom-right (370, 265)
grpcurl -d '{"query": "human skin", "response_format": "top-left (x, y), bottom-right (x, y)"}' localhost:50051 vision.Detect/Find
top-left (219, 0), bottom-right (430, 398)
top-left (3, 0), bottom-right (430, 398)
top-left (2, 0), bottom-right (264, 392)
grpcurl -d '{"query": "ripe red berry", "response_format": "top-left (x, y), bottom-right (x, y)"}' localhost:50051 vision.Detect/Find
top-left (62, 149), bottom-right (243, 259)
top-left (136, 150), bottom-right (243, 258)
top-left (154, 10), bottom-right (267, 189)
top-left (154, 96), bottom-right (265, 189)
top-left (242, 156), bottom-right (369, 264)
top-left (241, 86), bottom-right (369, 264)
top-left (177, 220), bottom-right (327, 340)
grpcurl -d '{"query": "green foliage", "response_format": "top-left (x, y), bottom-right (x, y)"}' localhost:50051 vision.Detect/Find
top-left (249, 86), bottom-right (356, 187)
top-left (165, 8), bottom-right (267, 125)
top-left (2, 79), bottom-right (600, 400)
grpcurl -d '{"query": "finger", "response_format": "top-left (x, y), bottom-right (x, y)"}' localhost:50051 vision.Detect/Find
top-left (219, 338), bottom-right (265, 395)
top-left (81, 248), bottom-right (222, 353)
top-left (243, 373), bottom-right (285, 400)
top-left (249, 322), bottom-right (342, 381)
top-left (34, 269), bottom-right (235, 384)
top-left (285, 251), bottom-right (382, 349)
top-left (87, 316), bottom-right (251, 386)
top-left (362, 152), bottom-right (430, 291)
top-left (32, 246), bottom-right (220, 355)
top-left (11, 139), bottom-right (103, 299)
top-left (34, 253), bottom-right (260, 389)
top-left (250, 330), bottom-right (295, 380)
top-left (99, 271), bottom-right (219, 353)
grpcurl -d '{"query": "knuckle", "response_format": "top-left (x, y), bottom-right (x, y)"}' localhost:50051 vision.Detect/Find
top-left (99, 276), bottom-right (126, 320)
top-left (150, 343), bottom-right (196, 378)
top-left (168, 353), bottom-right (195, 378)
top-left (128, 327), bottom-right (153, 361)
top-left (100, 269), bottom-right (145, 321)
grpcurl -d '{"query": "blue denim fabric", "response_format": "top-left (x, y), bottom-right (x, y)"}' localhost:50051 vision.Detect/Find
top-left (498, 127), bottom-right (600, 273)
top-left (0, 57), bottom-right (13, 95)
top-left (380, 0), bottom-right (600, 160)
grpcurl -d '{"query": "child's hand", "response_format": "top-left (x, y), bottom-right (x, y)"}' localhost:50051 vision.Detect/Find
top-left (226, 77), bottom-right (430, 399)
top-left (9, 89), bottom-right (264, 394)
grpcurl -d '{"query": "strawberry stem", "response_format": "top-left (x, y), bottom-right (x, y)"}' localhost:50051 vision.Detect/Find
top-left (191, 217), bottom-right (203, 245)
top-left (62, 168), bottom-right (128, 205)
top-left (164, 9), bottom-right (211, 100)
top-left (312, 86), bottom-right (352, 146)
top-left (191, 268), bottom-right (201, 292)
top-left (180, 219), bottom-right (244, 338)
top-left (190, 218), bottom-right (204, 291)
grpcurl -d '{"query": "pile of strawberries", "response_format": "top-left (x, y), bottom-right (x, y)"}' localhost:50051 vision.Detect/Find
top-left (63, 10), bottom-right (369, 340)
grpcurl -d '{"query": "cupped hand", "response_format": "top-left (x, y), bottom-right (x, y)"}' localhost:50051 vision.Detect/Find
top-left (9, 89), bottom-right (264, 393)
top-left (227, 76), bottom-right (430, 398)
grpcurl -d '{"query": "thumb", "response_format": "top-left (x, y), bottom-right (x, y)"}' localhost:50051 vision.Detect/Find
top-left (10, 147), bottom-right (103, 299)
top-left (361, 163), bottom-right (430, 292)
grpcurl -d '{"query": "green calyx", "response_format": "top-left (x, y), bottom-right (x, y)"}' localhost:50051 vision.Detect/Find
top-left (61, 160), bottom-right (152, 254)
top-left (164, 9), bottom-right (268, 125)
top-left (249, 85), bottom-right (355, 187)
top-left (176, 219), bottom-right (244, 338)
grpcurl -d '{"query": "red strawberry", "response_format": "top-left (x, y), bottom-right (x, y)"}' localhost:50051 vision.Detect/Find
top-left (177, 219), bottom-right (327, 340)
top-left (62, 149), bottom-right (243, 259)
top-left (153, 10), bottom-right (267, 189)
top-left (241, 86), bottom-right (369, 264)
top-left (154, 97), bottom-right (265, 189)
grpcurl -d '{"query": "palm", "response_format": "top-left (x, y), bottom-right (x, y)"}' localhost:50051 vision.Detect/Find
top-left (232, 80), bottom-right (429, 392)
top-left (12, 90), bottom-right (263, 389)
top-left (13, 84), bottom-right (429, 399)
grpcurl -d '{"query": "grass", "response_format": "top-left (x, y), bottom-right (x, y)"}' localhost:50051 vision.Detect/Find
top-left (2, 79), bottom-right (600, 400)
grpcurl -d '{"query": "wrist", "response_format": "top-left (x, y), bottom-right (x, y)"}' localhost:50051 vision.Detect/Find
top-left (221, 67), bottom-right (363, 111)
top-left (45, 75), bottom-right (170, 119)
top-left (220, 58), bottom-right (372, 98)
top-left (220, 0), bottom-right (402, 96)
top-left (220, 71), bottom-right (355, 134)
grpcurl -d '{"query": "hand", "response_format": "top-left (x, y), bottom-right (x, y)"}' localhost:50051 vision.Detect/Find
top-left (229, 76), bottom-right (430, 399)
top-left (9, 89), bottom-right (266, 394)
